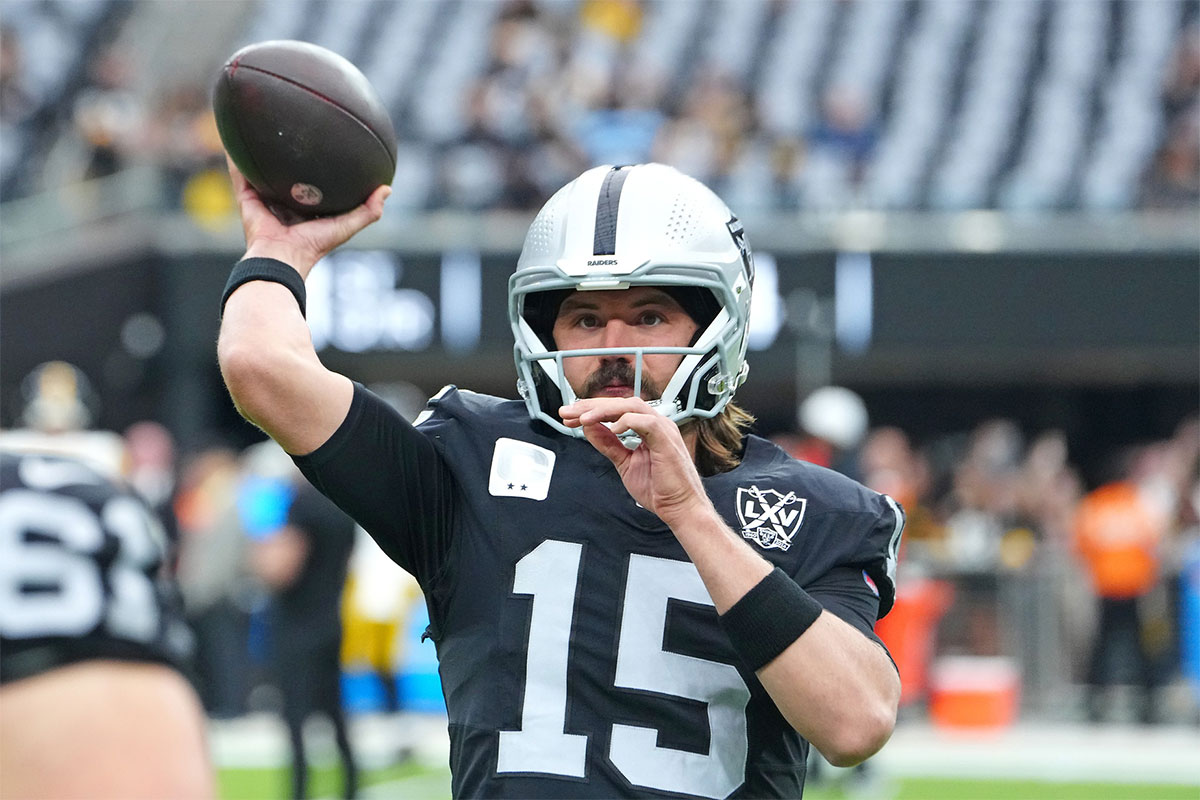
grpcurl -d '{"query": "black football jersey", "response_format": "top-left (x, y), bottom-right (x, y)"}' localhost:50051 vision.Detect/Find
top-left (0, 450), bottom-right (191, 684)
top-left (295, 384), bottom-right (904, 799)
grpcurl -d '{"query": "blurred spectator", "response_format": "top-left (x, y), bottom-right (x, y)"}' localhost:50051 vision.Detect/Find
top-left (941, 419), bottom-right (1024, 570)
top-left (441, 0), bottom-right (586, 210)
top-left (0, 360), bottom-right (126, 479)
top-left (799, 84), bottom-right (879, 210)
top-left (1072, 449), bottom-right (1173, 724)
top-left (774, 385), bottom-right (869, 479)
top-left (565, 0), bottom-right (644, 112)
top-left (1014, 430), bottom-right (1083, 547)
top-left (922, 420), bottom-right (1042, 660)
top-left (1180, 444), bottom-right (1200, 708)
top-left (0, 23), bottom-right (37, 195)
top-left (341, 528), bottom-right (422, 718)
top-left (439, 79), bottom-right (523, 210)
top-left (578, 0), bottom-right (643, 47)
top-left (860, 426), bottom-right (941, 550)
top-left (123, 420), bottom-right (181, 569)
top-left (144, 81), bottom-right (228, 214)
top-left (441, 2), bottom-right (556, 209)
top-left (813, 85), bottom-right (879, 171)
top-left (858, 425), bottom-right (950, 723)
top-left (1155, 417), bottom-right (1200, 699)
top-left (517, 96), bottom-right (588, 203)
top-left (574, 82), bottom-right (664, 168)
top-left (654, 70), bottom-right (755, 189)
top-left (569, 0), bottom-right (662, 170)
top-left (173, 445), bottom-right (252, 719)
top-left (1161, 22), bottom-right (1200, 123)
top-left (0, 24), bottom-right (36, 126)
top-left (1141, 110), bottom-right (1200, 208)
top-left (71, 47), bottom-right (144, 180)
top-left (1142, 22), bottom-right (1200, 207)
top-left (482, 2), bottom-right (560, 142)
top-left (246, 441), bottom-right (358, 800)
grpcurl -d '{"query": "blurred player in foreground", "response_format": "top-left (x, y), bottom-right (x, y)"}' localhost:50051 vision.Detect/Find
top-left (0, 448), bottom-right (212, 799)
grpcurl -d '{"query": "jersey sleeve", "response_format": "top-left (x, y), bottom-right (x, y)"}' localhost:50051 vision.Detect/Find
top-left (286, 484), bottom-right (345, 538)
top-left (291, 382), bottom-right (456, 588)
top-left (859, 493), bottom-right (905, 619)
top-left (805, 566), bottom-right (897, 670)
top-left (805, 566), bottom-right (883, 639)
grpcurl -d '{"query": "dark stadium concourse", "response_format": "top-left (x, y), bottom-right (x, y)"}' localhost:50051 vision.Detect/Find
top-left (2, 235), bottom-right (1196, 481)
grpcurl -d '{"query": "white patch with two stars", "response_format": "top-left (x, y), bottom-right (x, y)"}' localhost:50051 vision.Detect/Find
top-left (488, 438), bottom-right (556, 501)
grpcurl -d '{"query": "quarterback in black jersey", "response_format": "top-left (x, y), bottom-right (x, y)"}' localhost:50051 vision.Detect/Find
top-left (0, 449), bottom-right (212, 798)
top-left (220, 161), bottom-right (904, 799)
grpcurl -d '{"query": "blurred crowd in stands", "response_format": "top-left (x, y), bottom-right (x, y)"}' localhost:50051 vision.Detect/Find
top-left (3, 362), bottom-right (1198, 726)
top-left (2, 0), bottom-right (1198, 215)
top-left (777, 386), bottom-right (1200, 724)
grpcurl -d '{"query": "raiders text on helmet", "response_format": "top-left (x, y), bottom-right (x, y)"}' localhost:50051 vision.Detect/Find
top-left (509, 163), bottom-right (755, 437)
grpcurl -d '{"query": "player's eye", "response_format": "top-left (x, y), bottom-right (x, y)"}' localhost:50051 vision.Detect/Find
top-left (638, 311), bottom-right (665, 326)
top-left (575, 314), bottom-right (600, 329)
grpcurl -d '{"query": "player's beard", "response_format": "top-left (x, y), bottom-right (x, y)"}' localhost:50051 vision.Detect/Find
top-left (581, 358), bottom-right (663, 401)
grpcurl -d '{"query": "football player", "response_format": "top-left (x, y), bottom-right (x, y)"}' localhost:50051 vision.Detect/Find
top-left (0, 449), bottom-right (212, 799)
top-left (219, 161), bottom-right (903, 798)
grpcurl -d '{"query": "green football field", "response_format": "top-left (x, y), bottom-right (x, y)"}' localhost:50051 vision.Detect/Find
top-left (217, 762), bottom-right (1199, 800)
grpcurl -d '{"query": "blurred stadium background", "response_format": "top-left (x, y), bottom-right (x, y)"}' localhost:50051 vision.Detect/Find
top-left (1, 0), bottom-right (1198, 798)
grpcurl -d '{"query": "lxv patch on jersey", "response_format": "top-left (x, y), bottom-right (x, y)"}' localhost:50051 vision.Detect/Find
top-left (736, 485), bottom-right (807, 551)
top-left (489, 438), bottom-right (556, 501)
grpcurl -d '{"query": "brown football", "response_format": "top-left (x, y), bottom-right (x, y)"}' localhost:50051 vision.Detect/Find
top-left (213, 40), bottom-right (397, 217)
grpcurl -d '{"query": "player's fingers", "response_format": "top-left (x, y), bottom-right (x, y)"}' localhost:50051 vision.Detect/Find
top-left (559, 403), bottom-right (584, 427)
top-left (367, 184), bottom-right (392, 214)
top-left (566, 397), bottom-right (654, 426)
top-left (225, 155), bottom-right (279, 225)
top-left (224, 153), bottom-right (243, 184)
top-left (321, 185), bottom-right (390, 241)
top-left (225, 154), bottom-right (257, 199)
top-left (602, 411), bottom-right (658, 441)
top-left (265, 200), bottom-right (306, 226)
top-left (579, 418), bottom-right (632, 463)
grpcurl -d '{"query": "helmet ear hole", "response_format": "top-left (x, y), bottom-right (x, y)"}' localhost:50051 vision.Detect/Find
top-left (533, 369), bottom-right (565, 421)
top-left (664, 286), bottom-right (721, 333)
top-left (693, 351), bottom-right (722, 411)
top-left (523, 289), bottom-right (571, 350)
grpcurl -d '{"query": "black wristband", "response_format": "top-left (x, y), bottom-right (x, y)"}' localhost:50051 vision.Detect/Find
top-left (220, 257), bottom-right (307, 318)
top-left (718, 567), bottom-right (823, 672)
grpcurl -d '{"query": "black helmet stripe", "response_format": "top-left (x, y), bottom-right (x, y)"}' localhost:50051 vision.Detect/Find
top-left (592, 166), bottom-right (630, 256)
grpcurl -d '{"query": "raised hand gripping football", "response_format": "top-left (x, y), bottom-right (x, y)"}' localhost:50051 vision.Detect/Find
top-left (228, 157), bottom-right (389, 277)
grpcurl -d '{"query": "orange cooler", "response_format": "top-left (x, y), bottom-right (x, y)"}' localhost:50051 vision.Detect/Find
top-left (928, 656), bottom-right (1021, 729)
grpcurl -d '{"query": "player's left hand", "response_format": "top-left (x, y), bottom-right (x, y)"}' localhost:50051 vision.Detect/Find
top-left (560, 398), bottom-right (712, 525)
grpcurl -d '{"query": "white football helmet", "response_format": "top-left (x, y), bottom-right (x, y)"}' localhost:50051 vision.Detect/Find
top-left (509, 163), bottom-right (755, 437)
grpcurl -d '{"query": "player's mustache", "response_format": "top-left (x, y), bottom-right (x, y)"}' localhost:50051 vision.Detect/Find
top-left (582, 359), bottom-right (662, 400)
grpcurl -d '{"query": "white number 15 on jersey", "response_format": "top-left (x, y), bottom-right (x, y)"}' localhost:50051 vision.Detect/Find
top-left (498, 539), bottom-right (751, 799)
